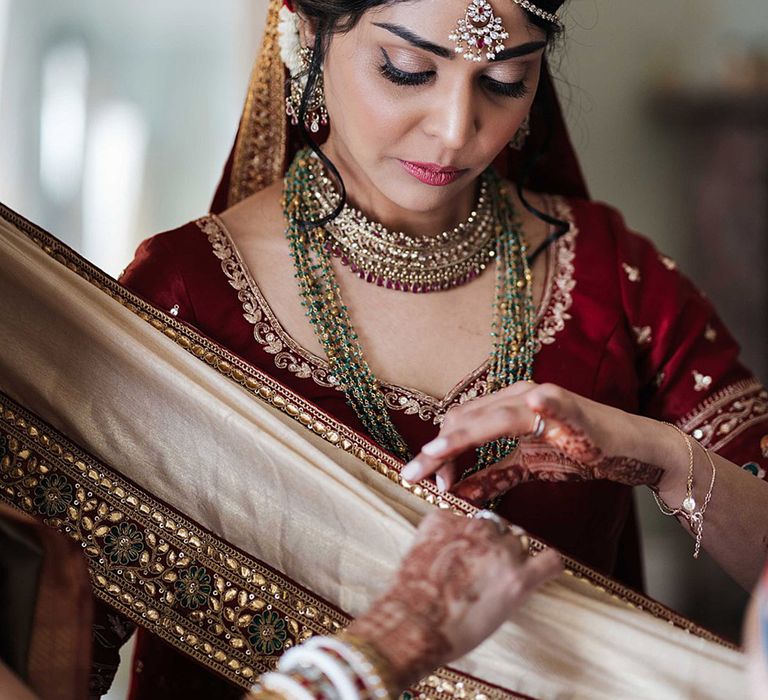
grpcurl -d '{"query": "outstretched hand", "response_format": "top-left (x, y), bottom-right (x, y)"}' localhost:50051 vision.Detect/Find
top-left (401, 382), bottom-right (665, 506)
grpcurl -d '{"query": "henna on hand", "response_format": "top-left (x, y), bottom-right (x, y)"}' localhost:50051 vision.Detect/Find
top-left (454, 417), bottom-right (663, 506)
top-left (347, 513), bottom-right (505, 690)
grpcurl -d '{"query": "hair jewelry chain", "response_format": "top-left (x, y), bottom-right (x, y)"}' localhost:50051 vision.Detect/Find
top-left (283, 149), bottom-right (536, 476)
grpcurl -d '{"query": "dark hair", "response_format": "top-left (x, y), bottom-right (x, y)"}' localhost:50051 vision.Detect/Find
top-left (293, 0), bottom-right (568, 264)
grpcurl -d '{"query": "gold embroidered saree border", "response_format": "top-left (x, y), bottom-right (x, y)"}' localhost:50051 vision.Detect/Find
top-left (0, 392), bottom-right (534, 700)
top-left (0, 202), bottom-right (737, 656)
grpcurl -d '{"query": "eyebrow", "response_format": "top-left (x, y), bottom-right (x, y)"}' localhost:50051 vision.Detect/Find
top-left (372, 22), bottom-right (546, 62)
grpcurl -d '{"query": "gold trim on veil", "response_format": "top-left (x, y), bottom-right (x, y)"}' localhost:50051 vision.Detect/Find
top-left (228, 0), bottom-right (288, 206)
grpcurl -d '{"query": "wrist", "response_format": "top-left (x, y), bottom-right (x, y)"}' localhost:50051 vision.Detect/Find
top-left (347, 599), bottom-right (450, 692)
top-left (651, 421), bottom-right (692, 499)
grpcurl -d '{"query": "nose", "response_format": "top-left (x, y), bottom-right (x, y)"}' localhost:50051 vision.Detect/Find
top-left (422, 79), bottom-right (478, 152)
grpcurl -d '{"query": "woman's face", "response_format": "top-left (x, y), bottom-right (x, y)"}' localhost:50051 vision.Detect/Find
top-left (312, 0), bottom-right (547, 226)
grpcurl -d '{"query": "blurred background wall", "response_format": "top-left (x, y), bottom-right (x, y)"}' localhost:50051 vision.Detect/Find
top-left (0, 1), bottom-right (766, 698)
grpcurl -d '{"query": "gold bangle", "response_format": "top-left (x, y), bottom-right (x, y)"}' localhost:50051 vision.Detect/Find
top-left (336, 632), bottom-right (398, 700)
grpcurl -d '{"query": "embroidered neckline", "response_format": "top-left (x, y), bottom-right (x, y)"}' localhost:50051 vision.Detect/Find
top-left (200, 197), bottom-right (578, 424)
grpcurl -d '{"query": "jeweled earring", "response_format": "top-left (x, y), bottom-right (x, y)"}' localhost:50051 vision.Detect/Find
top-left (285, 47), bottom-right (329, 133)
top-left (509, 115), bottom-right (530, 150)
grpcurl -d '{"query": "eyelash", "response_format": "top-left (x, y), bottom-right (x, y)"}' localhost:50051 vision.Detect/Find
top-left (378, 51), bottom-right (529, 99)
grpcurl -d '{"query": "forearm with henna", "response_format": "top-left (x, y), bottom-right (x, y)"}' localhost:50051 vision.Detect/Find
top-left (347, 522), bottom-right (495, 691)
top-left (454, 419), bottom-right (663, 506)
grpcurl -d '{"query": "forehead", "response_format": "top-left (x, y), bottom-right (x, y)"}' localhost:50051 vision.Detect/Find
top-left (367, 0), bottom-right (545, 45)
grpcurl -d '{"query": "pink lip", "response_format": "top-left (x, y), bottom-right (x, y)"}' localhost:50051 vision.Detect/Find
top-left (399, 160), bottom-right (466, 187)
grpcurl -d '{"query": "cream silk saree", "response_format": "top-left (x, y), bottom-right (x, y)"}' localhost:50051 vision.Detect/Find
top-left (0, 202), bottom-right (748, 699)
top-left (0, 0), bottom-right (751, 695)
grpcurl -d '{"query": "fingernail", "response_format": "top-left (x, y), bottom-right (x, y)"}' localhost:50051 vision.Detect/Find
top-left (422, 437), bottom-right (449, 457)
top-left (401, 459), bottom-right (423, 482)
top-left (436, 474), bottom-right (446, 492)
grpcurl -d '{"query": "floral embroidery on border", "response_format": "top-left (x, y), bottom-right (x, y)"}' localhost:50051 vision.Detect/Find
top-left (743, 462), bottom-right (767, 480)
top-left (200, 196), bottom-right (578, 425)
top-left (678, 378), bottom-right (768, 452)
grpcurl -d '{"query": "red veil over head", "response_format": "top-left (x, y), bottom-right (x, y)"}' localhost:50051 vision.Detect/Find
top-left (211, 0), bottom-right (588, 214)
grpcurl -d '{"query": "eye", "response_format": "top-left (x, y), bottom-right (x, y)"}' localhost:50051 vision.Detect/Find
top-left (481, 76), bottom-right (529, 99)
top-left (378, 48), bottom-right (434, 87)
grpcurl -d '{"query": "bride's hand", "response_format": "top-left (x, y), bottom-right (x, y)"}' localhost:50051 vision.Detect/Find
top-left (347, 510), bottom-right (562, 690)
top-left (401, 382), bottom-right (671, 506)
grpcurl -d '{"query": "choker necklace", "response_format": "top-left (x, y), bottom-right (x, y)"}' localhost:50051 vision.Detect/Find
top-left (308, 156), bottom-right (497, 293)
top-left (283, 149), bottom-right (535, 486)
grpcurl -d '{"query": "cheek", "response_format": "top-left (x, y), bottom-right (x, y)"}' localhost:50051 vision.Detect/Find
top-left (325, 61), bottom-right (417, 152)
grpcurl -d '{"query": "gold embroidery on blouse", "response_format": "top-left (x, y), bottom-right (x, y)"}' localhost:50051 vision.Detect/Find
top-left (622, 263), bottom-right (641, 282)
top-left (704, 324), bottom-right (717, 342)
top-left (200, 196), bottom-right (579, 425)
top-left (633, 326), bottom-right (652, 346)
top-left (659, 254), bottom-right (677, 271)
top-left (202, 217), bottom-right (337, 389)
top-left (692, 370), bottom-right (713, 393)
top-left (533, 197), bottom-right (578, 352)
top-left (678, 379), bottom-right (768, 452)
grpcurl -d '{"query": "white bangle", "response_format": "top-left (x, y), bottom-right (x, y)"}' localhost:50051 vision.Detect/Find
top-left (279, 644), bottom-right (360, 700)
top-left (259, 672), bottom-right (316, 700)
top-left (312, 636), bottom-right (390, 700)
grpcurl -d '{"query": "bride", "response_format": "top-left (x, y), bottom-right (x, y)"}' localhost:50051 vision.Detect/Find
top-left (6, 0), bottom-right (764, 697)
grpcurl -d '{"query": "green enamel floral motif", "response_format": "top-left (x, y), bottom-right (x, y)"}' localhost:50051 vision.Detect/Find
top-left (248, 610), bottom-right (288, 654)
top-left (743, 462), bottom-right (766, 479)
top-left (174, 565), bottom-right (212, 609)
top-left (33, 473), bottom-right (73, 516)
top-left (103, 522), bottom-right (144, 565)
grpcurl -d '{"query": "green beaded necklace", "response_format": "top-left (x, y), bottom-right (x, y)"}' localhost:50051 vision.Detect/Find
top-left (283, 149), bottom-right (536, 476)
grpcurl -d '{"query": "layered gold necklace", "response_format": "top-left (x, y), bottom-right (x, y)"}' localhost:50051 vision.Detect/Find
top-left (283, 149), bottom-right (535, 481)
top-left (309, 156), bottom-right (497, 293)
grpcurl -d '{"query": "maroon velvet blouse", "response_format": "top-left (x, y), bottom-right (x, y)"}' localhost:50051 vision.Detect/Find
top-left (105, 196), bottom-right (768, 700)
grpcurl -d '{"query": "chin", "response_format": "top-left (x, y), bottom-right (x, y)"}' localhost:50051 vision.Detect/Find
top-left (382, 181), bottom-right (457, 215)
top-left (379, 165), bottom-right (469, 209)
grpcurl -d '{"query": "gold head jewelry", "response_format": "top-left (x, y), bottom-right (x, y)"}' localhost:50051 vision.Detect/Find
top-left (449, 0), bottom-right (510, 62)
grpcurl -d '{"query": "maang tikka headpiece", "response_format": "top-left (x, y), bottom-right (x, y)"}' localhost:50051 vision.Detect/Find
top-left (449, 0), bottom-right (561, 63)
top-left (449, 0), bottom-right (510, 62)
